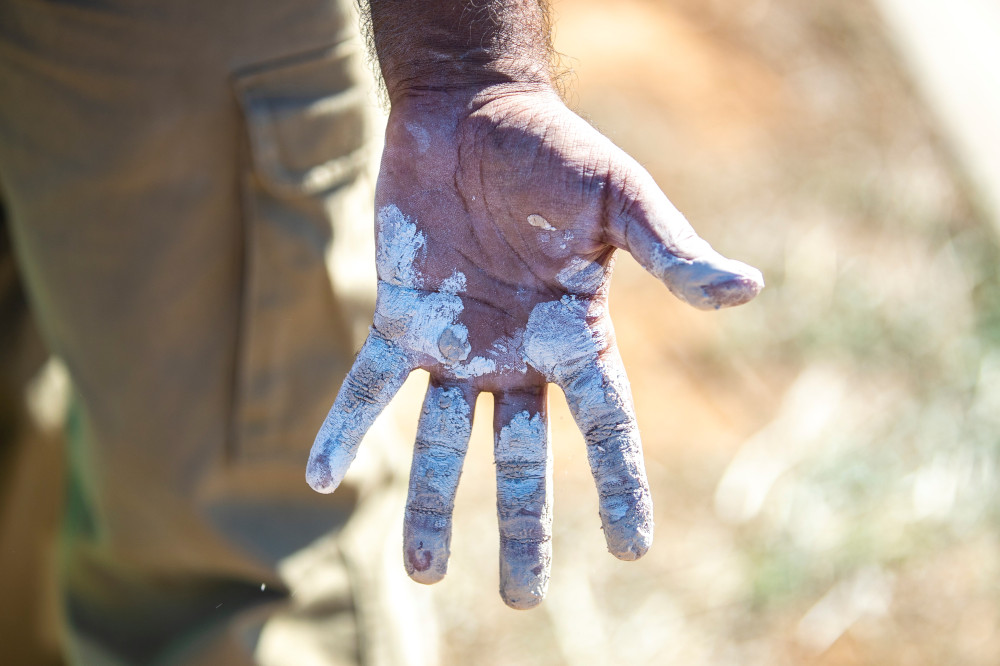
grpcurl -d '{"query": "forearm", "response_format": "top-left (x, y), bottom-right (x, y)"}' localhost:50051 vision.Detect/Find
top-left (362, 0), bottom-right (555, 101)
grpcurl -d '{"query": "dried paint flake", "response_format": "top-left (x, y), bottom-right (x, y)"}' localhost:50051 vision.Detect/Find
top-left (439, 270), bottom-right (467, 294)
top-left (404, 384), bottom-right (472, 583)
top-left (556, 257), bottom-right (606, 294)
top-left (377, 204), bottom-right (425, 288)
top-left (527, 214), bottom-right (556, 231)
top-left (372, 207), bottom-right (494, 379)
top-left (495, 410), bottom-right (552, 609)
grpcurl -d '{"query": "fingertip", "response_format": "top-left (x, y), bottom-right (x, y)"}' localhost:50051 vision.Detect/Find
top-left (404, 546), bottom-right (448, 585)
top-left (403, 516), bottom-right (451, 584)
top-left (407, 569), bottom-right (446, 585)
top-left (604, 520), bottom-right (653, 561)
top-left (742, 261), bottom-right (766, 290)
top-left (500, 574), bottom-right (548, 610)
top-left (607, 530), bottom-right (652, 561)
top-left (305, 455), bottom-right (335, 493)
top-left (502, 588), bottom-right (546, 610)
top-left (700, 271), bottom-right (764, 310)
top-left (305, 448), bottom-right (349, 494)
top-left (600, 489), bottom-right (654, 561)
top-left (668, 256), bottom-right (764, 310)
top-left (499, 540), bottom-right (550, 610)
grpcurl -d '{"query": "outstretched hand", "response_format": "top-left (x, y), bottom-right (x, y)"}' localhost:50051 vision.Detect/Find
top-left (306, 84), bottom-right (763, 609)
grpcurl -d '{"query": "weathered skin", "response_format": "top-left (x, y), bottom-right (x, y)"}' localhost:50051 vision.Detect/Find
top-left (306, 0), bottom-right (763, 610)
top-left (306, 84), bottom-right (763, 608)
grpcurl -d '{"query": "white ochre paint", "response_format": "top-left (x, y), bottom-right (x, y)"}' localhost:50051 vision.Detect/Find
top-left (376, 204), bottom-right (425, 288)
top-left (495, 410), bottom-right (552, 609)
top-left (311, 202), bottom-right (748, 578)
top-left (438, 269), bottom-right (467, 294)
top-left (371, 204), bottom-right (495, 379)
top-left (404, 384), bottom-right (473, 584)
top-left (522, 296), bottom-right (653, 560)
top-left (627, 223), bottom-right (764, 310)
top-left (488, 331), bottom-right (529, 375)
top-left (306, 332), bottom-right (411, 493)
top-left (556, 256), bottom-right (606, 295)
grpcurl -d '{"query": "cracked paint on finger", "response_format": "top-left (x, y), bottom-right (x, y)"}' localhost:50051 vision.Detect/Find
top-left (560, 350), bottom-right (653, 560)
top-left (307, 332), bottom-right (412, 493)
top-left (404, 384), bottom-right (472, 584)
top-left (522, 296), bottom-right (653, 559)
top-left (495, 410), bottom-right (552, 609)
top-left (627, 224), bottom-right (764, 310)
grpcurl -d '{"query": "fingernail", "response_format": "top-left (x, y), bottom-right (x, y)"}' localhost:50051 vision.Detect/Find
top-left (702, 273), bottom-right (764, 309)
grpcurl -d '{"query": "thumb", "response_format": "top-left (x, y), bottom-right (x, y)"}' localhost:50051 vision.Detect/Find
top-left (605, 164), bottom-right (764, 310)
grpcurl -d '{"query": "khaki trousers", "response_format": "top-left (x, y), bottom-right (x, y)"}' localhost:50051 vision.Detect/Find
top-left (0, 1), bottom-right (420, 663)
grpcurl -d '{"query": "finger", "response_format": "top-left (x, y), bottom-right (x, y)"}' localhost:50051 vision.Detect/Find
top-left (306, 331), bottom-right (412, 493)
top-left (494, 387), bottom-right (552, 610)
top-left (606, 166), bottom-right (764, 310)
top-left (554, 345), bottom-right (653, 561)
top-left (403, 381), bottom-right (475, 584)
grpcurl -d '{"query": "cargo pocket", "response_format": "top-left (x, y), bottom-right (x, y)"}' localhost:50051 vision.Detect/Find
top-left (231, 40), bottom-right (378, 466)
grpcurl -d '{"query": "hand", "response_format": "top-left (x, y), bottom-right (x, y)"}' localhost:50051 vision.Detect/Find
top-left (306, 84), bottom-right (763, 609)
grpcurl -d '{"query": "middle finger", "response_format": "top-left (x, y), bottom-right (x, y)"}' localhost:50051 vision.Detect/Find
top-left (493, 386), bottom-right (552, 609)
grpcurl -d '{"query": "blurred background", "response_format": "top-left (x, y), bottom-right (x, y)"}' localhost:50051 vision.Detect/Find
top-left (4, 0), bottom-right (1000, 664)
top-left (376, 0), bottom-right (1000, 664)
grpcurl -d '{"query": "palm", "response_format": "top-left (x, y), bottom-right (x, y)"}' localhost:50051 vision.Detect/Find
top-left (307, 86), bottom-right (763, 609)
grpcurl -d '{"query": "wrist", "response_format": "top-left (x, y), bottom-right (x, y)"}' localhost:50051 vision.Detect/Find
top-left (365, 0), bottom-right (555, 103)
top-left (381, 81), bottom-right (560, 178)
top-left (382, 55), bottom-right (553, 103)
top-left (388, 81), bottom-right (556, 121)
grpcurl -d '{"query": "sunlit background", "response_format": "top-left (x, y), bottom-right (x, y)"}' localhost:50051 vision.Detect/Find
top-left (4, 0), bottom-right (1000, 664)
top-left (372, 0), bottom-right (1000, 664)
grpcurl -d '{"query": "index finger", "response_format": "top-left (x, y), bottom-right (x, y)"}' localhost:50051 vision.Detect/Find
top-left (494, 387), bottom-right (552, 609)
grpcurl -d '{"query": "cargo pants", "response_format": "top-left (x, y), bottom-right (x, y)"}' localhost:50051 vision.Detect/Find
top-left (0, 1), bottom-right (427, 663)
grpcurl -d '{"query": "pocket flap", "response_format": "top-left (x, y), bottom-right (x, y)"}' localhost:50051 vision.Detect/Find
top-left (235, 41), bottom-right (371, 196)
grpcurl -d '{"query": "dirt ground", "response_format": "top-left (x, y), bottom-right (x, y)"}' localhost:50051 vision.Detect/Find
top-left (386, 0), bottom-right (1000, 664)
